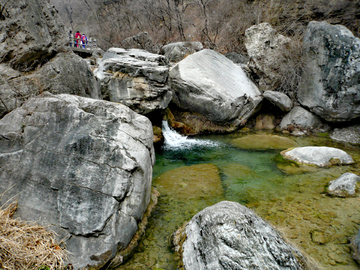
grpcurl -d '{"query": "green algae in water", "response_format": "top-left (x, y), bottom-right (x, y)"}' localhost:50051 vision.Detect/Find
top-left (117, 133), bottom-right (360, 270)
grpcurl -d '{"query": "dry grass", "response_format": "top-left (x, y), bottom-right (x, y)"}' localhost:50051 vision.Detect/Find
top-left (0, 201), bottom-right (69, 270)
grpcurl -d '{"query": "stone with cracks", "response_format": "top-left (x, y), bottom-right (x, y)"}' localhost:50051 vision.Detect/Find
top-left (0, 93), bottom-right (155, 269)
top-left (298, 21), bottom-right (360, 122)
top-left (170, 49), bottom-right (262, 128)
top-left (281, 146), bottom-right (354, 167)
top-left (327, 172), bottom-right (360, 197)
top-left (95, 48), bottom-right (172, 115)
top-left (330, 125), bottom-right (360, 145)
top-left (174, 201), bottom-right (310, 270)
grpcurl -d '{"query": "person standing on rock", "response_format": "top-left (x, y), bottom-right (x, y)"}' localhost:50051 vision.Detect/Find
top-left (69, 30), bottom-right (74, 47)
top-left (75, 31), bottom-right (82, 48)
top-left (82, 34), bottom-right (88, 49)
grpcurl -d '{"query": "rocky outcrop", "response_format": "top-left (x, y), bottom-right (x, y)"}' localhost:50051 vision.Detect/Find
top-left (298, 21), bottom-right (360, 122)
top-left (281, 146), bottom-right (354, 167)
top-left (0, 0), bottom-right (67, 71)
top-left (263, 90), bottom-right (292, 112)
top-left (95, 48), bottom-right (172, 116)
top-left (0, 93), bottom-right (155, 269)
top-left (0, 53), bottom-right (100, 119)
top-left (245, 23), bottom-right (291, 91)
top-left (330, 125), bottom-right (360, 145)
top-left (169, 49), bottom-right (262, 131)
top-left (174, 201), bottom-right (311, 270)
top-left (351, 230), bottom-right (360, 264)
top-left (120, 32), bottom-right (160, 54)
top-left (279, 106), bottom-right (325, 131)
top-left (327, 173), bottom-right (360, 197)
top-left (0, 0), bottom-right (99, 119)
top-left (161, 41), bottom-right (203, 63)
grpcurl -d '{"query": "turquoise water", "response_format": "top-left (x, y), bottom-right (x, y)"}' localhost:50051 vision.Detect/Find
top-left (117, 130), bottom-right (360, 270)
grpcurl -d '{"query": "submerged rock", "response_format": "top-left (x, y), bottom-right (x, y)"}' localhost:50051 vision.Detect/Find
top-left (327, 172), bottom-right (360, 197)
top-left (281, 146), bottom-right (354, 167)
top-left (95, 48), bottom-right (172, 116)
top-left (298, 21), bottom-right (360, 122)
top-left (231, 134), bottom-right (298, 150)
top-left (170, 49), bottom-right (262, 130)
top-left (153, 163), bottom-right (223, 200)
top-left (174, 201), bottom-right (311, 270)
top-left (0, 93), bottom-right (155, 269)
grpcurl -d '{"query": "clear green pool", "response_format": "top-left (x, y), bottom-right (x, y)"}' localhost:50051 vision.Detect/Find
top-left (117, 130), bottom-right (360, 270)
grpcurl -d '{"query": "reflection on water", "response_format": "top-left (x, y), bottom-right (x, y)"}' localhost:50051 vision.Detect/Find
top-left (117, 125), bottom-right (360, 270)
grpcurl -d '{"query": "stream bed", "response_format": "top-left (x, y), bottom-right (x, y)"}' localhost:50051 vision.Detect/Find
top-left (117, 125), bottom-right (360, 270)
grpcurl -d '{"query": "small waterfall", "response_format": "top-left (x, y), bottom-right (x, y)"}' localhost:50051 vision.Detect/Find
top-left (162, 121), bottom-right (219, 150)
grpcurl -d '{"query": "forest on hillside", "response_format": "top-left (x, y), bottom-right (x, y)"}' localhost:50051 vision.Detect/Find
top-left (51, 0), bottom-right (360, 53)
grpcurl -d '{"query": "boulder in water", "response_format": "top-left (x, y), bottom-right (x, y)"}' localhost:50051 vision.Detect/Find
top-left (279, 106), bottom-right (325, 131)
top-left (327, 172), bottom-right (360, 197)
top-left (0, 93), bottom-right (155, 269)
top-left (281, 146), bottom-right (354, 167)
top-left (173, 201), bottom-right (312, 270)
top-left (170, 49), bottom-right (262, 131)
top-left (231, 134), bottom-right (298, 150)
top-left (330, 125), bottom-right (360, 145)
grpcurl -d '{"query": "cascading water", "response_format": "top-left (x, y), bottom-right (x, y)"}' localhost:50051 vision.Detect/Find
top-left (162, 120), bottom-right (219, 150)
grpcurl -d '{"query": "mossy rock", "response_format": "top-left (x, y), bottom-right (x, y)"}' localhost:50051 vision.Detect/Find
top-left (153, 163), bottom-right (223, 200)
top-left (230, 134), bottom-right (298, 150)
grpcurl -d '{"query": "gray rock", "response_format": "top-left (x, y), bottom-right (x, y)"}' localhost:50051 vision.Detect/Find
top-left (0, 0), bottom-right (67, 71)
top-left (327, 173), bottom-right (360, 197)
top-left (170, 49), bottom-right (262, 127)
top-left (0, 53), bottom-right (100, 119)
top-left (281, 146), bottom-right (354, 167)
top-left (174, 201), bottom-right (310, 270)
top-left (245, 23), bottom-right (291, 91)
top-left (279, 106), bottom-right (324, 130)
top-left (161, 41), bottom-right (203, 63)
top-left (120, 32), bottom-right (160, 54)
top-left (263, 90), bottom-right (293, 111)
top-left (225, 52), bottom-right (249, 65)
top-left (95, 48), bottom-right (172, 115)
top-left (330, 125), bottom-right (360, 145)
top-left (351, 229), bottom-right (360, 264)
top-left (0, 93), bottom-right (155, 269)
top-left (298, 21), bottom-right (360, 122)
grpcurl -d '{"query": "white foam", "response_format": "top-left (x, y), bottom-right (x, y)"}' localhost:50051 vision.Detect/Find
top-left (162, 121), bottom-right (219, 150)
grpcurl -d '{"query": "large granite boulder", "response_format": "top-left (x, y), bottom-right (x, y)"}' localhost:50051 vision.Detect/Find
top-left (161, 41), bottom-right (203, 63)
top-left (279, 106), bottom-right (325, 131)
top-left (174, 201), bottom-right (311, 270)
top-left (0, 0), bottom-right (67, 71)
top-left (245, 23), bottom-right (291, 91)
top-left (0, 54), bottom-right (100, 119)
top-left (298, 21), bottom-right (360, 122)
top-left (170, 49), bottom-right (262, 130)
top-left (330, 125), bottom-right (360, 145)
top-left (95, 48), bottom-right (172, 116)
top-left (281, 146), bottom-right (354, 167)
top-left (0, 93), bottom-right (155, 269)
top-left (327, 173), bottom-right (360, 197)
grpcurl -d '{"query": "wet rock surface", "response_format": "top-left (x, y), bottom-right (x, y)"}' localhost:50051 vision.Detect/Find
top-left (0, 93), bottom-right (155, 269)
top-left (230, 134), bottom-right (298, 150)
top-left (175, 201), bottom-right (309, 270)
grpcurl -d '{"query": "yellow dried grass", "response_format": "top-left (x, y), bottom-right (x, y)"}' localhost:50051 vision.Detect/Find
top-left (0, 201), bottom-right (69, 270)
